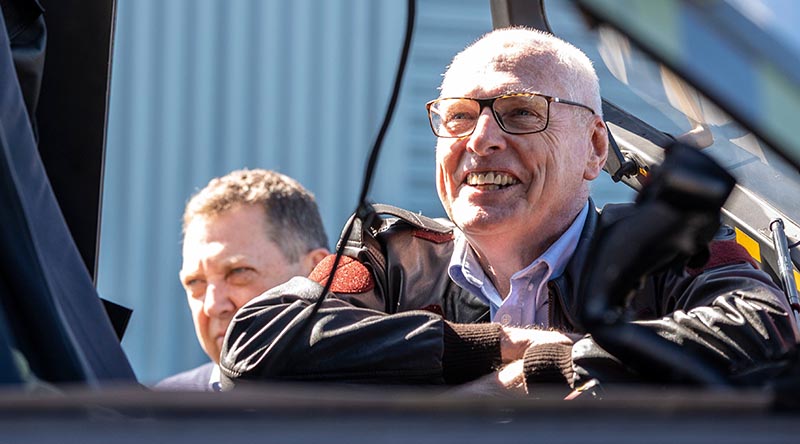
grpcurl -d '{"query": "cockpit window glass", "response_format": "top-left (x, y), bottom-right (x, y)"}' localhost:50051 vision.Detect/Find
top-left (546, 0), bottom-right (800, 222)
top-left (726, 0), bottom-right (800, 61)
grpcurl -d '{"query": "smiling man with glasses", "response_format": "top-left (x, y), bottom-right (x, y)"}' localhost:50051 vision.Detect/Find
top-left (220, 28), bottom-right (796, 395)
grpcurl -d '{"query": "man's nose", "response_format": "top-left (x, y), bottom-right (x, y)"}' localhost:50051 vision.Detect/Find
top-left (204, 282), bottom-right (235, 317)
top-left (466, 107), bottom-right (505, 156)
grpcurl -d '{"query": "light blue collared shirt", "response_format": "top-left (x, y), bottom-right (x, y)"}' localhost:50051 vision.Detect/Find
top-left (448, 203), bottom-right (589, 328)
top-left (210, 364), bottom-right (222, 391)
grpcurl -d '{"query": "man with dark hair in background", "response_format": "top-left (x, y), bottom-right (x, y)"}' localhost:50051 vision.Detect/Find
top-left (157, 168), bottom-right (328, 391)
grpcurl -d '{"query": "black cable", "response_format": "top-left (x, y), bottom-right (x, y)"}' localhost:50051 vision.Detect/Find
top-left (267, 0), bottom-right (416, 371)
top-left (318, 0), bottom-right (415, 307)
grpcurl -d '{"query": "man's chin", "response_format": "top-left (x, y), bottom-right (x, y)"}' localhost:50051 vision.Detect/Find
top-left (202, 342), bottom-right (222, 364)
top-left (453, 211), bottom-right (508, 235)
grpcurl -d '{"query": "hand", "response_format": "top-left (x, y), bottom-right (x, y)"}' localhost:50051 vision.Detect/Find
top-left (497, 359), bottom-right (526, 391)
top-left (500, 327), bottom-right (574, 363)
top-left (446, 360), bottom-right (527, 397)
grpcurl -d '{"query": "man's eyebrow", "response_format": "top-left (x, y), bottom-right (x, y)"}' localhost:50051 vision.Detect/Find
top-left (219, 255), bottom-right (250, 268)
top-left (514, 87), bottom-right (542, 94)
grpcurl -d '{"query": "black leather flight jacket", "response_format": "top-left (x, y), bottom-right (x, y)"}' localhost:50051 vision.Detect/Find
top-left (220, 203), bottom-right (798, 392)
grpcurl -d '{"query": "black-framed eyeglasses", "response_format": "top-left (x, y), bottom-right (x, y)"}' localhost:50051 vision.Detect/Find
top-left (425, 92), bottom-right (596, 138)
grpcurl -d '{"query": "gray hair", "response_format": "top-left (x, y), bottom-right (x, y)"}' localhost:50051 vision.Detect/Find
top-left (183, 168), bottom-right (328, 262)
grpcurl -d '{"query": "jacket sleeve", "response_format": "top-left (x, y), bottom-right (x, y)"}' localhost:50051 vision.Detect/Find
top-left (523, 263), bottom-right (798, 392)
top-left (218, 276), bottom-right (503, 388)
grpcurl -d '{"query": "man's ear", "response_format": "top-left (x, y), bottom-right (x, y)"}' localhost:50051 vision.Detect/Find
top-left (303, 247), bottom-right (331, 272)
top-left (584, 116), bottom-right (609, 181)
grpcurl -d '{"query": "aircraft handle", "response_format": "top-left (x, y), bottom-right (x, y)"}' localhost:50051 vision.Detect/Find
top-left (769, 218), bottom-right (800, 331)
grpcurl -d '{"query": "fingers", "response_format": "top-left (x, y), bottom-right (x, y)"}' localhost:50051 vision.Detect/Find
top-left (500, 326), bottom-right (575, 362)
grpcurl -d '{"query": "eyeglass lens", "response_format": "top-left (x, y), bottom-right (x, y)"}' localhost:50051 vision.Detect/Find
top-left (429, 95), bottom-right (549, 137)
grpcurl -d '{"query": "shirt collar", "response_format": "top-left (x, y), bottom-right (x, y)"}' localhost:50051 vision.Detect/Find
top-left (209, 363), bottom-right (221, 391)
top-left (448, 232), bottom-right (503, 308)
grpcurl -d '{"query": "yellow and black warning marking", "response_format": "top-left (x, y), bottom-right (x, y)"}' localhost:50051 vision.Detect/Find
top-left (735, 227), bottom-right (761, 263)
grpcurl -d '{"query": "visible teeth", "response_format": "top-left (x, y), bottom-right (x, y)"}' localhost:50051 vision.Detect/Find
top-left (466, 172), bottom-right (519, 187)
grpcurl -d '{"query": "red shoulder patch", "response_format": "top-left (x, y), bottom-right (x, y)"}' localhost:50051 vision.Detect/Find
top-left (687, 239), bottom-right (759, 277)
top-left (308, 254), bottom-right (374, 294)
top-left (412, 229), bottom-right (454, 244)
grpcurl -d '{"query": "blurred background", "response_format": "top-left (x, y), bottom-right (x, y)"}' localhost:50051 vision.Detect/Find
top-left (97, 0), bottom-right (635, 384)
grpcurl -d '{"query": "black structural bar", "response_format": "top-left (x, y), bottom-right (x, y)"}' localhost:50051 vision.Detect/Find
top-left (36, 0), bottom-right (116, 281)
top-left (490, 0), bottom-right (549, 30)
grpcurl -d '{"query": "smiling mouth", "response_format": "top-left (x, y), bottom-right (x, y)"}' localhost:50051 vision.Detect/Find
top-left (465, 171), bottom-right (520, 190)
